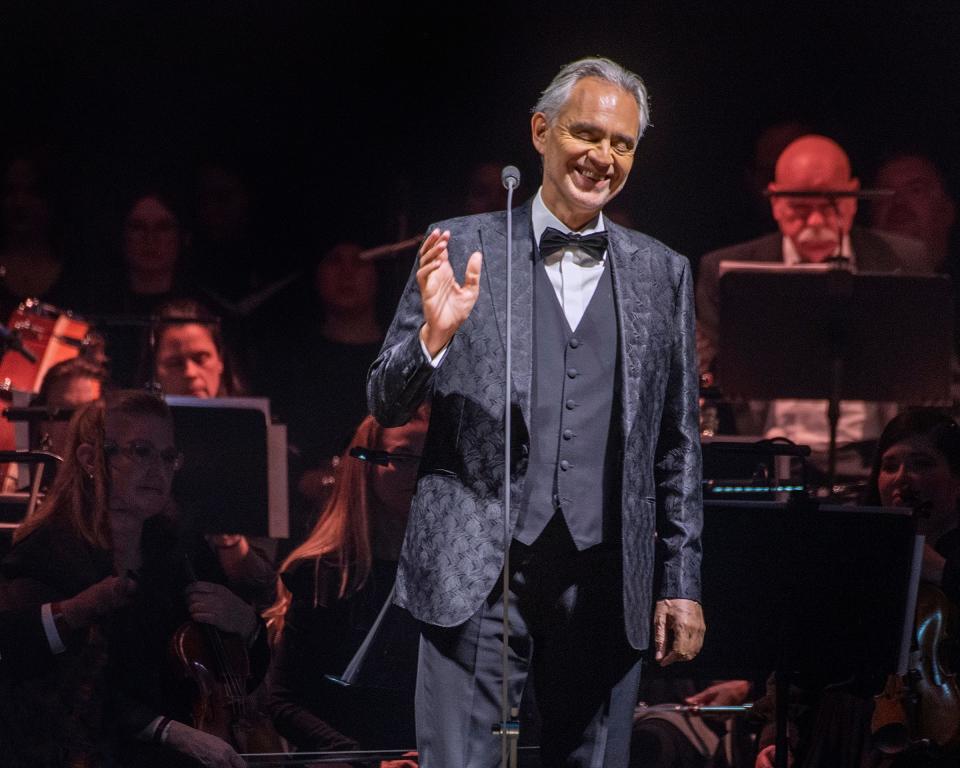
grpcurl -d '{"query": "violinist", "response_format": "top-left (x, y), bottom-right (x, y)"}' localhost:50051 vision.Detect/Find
top-left (755, 409), bottom-right (960, 768)
top-left (0, 390), bottom-right (266, 767)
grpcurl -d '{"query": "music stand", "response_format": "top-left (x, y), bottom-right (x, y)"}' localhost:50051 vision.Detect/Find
top-left (670, 499), bottom-right (920, 768)
top-left (165, 396), bottom-right (289, 538)
top-left (718, 269), bottom-right (952, 486)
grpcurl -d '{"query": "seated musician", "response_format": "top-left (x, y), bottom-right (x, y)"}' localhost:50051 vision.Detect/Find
top-left (147, 298), bottom-right (276, 611)
top-left (0, 390), bottom-right (266, 768)
top-left (696, 135), bottom-right (927, 481)
top-left (264, 409), bottom-right (427, 754)
top-left (31, 356), bottom-right (109, 454)
top-left (755, 409), bottom-right (960, 768)
top-left (150, 298), bottom-right (246, 398)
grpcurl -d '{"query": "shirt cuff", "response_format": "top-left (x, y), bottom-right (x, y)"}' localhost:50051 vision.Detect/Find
top-left (40, 602), bottom-right (67, 655)
top-left (420, 335), bottom-right (448, 368)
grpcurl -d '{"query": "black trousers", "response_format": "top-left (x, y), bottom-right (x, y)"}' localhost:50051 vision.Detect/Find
top-left (415, 514), bottom-right (643, 768)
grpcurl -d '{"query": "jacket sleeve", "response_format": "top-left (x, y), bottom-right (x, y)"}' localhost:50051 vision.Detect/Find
top-left (654, 259), bottom-right (704, 603)
top-left (0, 605), bottom-right (61, 680)
top-left (366, 238), bottom-right (439, 427)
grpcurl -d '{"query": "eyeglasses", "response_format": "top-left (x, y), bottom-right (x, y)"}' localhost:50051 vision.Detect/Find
top-left (103, 440), bottom-right (184, 471)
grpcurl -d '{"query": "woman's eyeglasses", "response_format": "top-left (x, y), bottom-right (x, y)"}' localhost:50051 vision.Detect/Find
top-left (103, 440), bottom-right (184, 471)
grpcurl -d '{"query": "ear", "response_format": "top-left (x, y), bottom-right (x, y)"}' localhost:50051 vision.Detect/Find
top-left (75, 442), bottom-right (97, 477)
top-left (531, 112), bottom-right (549, 156)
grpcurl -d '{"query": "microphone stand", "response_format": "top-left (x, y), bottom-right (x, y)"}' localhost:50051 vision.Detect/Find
top-left (491, 166), bottom-right (521, 768)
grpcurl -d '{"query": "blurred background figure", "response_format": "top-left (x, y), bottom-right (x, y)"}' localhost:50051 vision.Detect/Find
top-left (870, 152), bottom-right (957, 276)
top-left (30, 356), bottom-right (108, 457)
top-left (191, 157), bottom-right (286, 315)
top-left (870, 153), bottom-right (960, 409)
top-left (0, 150), bottom-right (80, 319)
top-left (88, 186), bottom-right (196, 387)
top-left (265, 408), bottom-right (427, 754)
top-left (257, 240), bottom-right (385, 505)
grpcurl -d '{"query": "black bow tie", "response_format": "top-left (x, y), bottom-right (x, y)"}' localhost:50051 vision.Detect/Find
top-left (538, 226), bottom-right (609, 263)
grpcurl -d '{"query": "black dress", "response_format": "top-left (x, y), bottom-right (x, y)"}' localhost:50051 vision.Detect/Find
top-left (268, 556), bottom-right (417, 751)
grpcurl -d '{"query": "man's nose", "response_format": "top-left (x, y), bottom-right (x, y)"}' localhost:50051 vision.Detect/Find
top-left (184, 360), bottom-right (201, 378)
top-left (588, 139), bottom-right (613, 165)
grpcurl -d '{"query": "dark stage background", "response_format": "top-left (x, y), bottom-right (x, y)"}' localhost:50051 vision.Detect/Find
top-left (2, 2), bottom-right (959, 288)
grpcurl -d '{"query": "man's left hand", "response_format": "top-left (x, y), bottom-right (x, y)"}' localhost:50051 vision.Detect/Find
top-left (653, 598), bottom-right (705, 666)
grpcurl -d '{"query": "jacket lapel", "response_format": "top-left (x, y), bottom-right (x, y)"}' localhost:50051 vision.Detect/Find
top-left (481, 200), bottom-right (535, 427)
top-left (606, 222), bottom-right (649, 439)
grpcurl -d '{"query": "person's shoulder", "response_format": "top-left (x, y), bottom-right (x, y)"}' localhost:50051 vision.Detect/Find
top-left (700, 232), bottom-right (782, 268)
top-left (428, 199), bottom-right (533, 236)
top-left (853, 226), bottom-right (927, 267)
top-left (609, 221), bottom-right (688, 270)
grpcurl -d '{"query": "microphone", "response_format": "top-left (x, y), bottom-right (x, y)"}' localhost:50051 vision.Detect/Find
top-left (501, 165), bottom-right (521, 191)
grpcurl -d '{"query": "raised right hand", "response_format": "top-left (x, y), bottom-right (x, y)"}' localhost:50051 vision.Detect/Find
top-left (165, 721), bottom-right (246, 767)
top-left (417, 228), bottom-right (483, 357)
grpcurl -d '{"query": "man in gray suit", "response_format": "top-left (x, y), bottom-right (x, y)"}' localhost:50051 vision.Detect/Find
top-left (368, 57), bottom-right (704, 767)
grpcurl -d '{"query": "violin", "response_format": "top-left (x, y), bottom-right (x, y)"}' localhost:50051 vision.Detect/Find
top-left (872, 579), bottom-right (960, 752)
top-left (168, 554), bottom-right (284, 755)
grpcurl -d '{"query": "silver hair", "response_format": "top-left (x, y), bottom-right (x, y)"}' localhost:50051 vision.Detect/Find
top-left (533, 57), bottom-right (651, 138)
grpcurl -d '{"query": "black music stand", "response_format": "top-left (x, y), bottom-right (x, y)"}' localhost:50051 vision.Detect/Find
top-left (166, 396), bottom-right (288, 537)
top-left (717, 269), bottom-right (952, 487)
top-left (673, 500), bottom-right (919, 768)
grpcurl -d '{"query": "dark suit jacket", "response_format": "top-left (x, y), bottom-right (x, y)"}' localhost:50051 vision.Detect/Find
top-left (367, 200), bottom-right (703, 651)
top-left (696, 227), bottom-right (928, 373)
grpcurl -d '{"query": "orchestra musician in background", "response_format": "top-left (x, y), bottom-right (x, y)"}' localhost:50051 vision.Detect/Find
top-left (0, 391), bottom-right (267, 768)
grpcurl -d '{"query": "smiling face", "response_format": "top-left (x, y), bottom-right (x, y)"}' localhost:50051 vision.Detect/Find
top-left (878, 435), bottom-right (960, 536)
top-left (532, 77), bottom-right (640, 230)
top-left (103, 412), bottom-right (177, 520)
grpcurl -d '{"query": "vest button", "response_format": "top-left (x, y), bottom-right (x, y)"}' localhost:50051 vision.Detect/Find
top-left (569, 337), bottom-right (580, 348)
top-left (565, 399), bottom-right (576, 410)
top-left (566, 367), bottom-right (578, 378)
top-left (562, 429), bottom-right (574, 440)
top-left (559, 459), bottom-right (570, 471)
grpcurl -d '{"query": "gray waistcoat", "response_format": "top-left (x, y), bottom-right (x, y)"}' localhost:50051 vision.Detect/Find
top-left (514, 258), bottom-right (620, 550)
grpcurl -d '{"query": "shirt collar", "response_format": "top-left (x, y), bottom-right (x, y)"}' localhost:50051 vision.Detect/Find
top-left (532, 187), bottom-right (605, 245)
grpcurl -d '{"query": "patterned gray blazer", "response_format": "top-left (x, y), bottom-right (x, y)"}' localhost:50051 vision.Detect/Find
top-left (367, 199), bottom-right (703, 651)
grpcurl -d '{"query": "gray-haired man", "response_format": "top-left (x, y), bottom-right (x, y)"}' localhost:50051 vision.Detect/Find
top-left (368, 56), bottom-right (705, 767)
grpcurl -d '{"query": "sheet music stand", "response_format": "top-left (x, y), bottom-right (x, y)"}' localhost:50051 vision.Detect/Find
top-left (166, 396), bottom-right (289, 537)
top-left (671, 499), bottom-right (919, 768)
top-left (718, 269), bottom-right (952, 486)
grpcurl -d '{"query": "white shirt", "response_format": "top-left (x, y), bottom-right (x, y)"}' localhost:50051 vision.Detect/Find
top-left (531, 188), bottom-right (608, 331)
